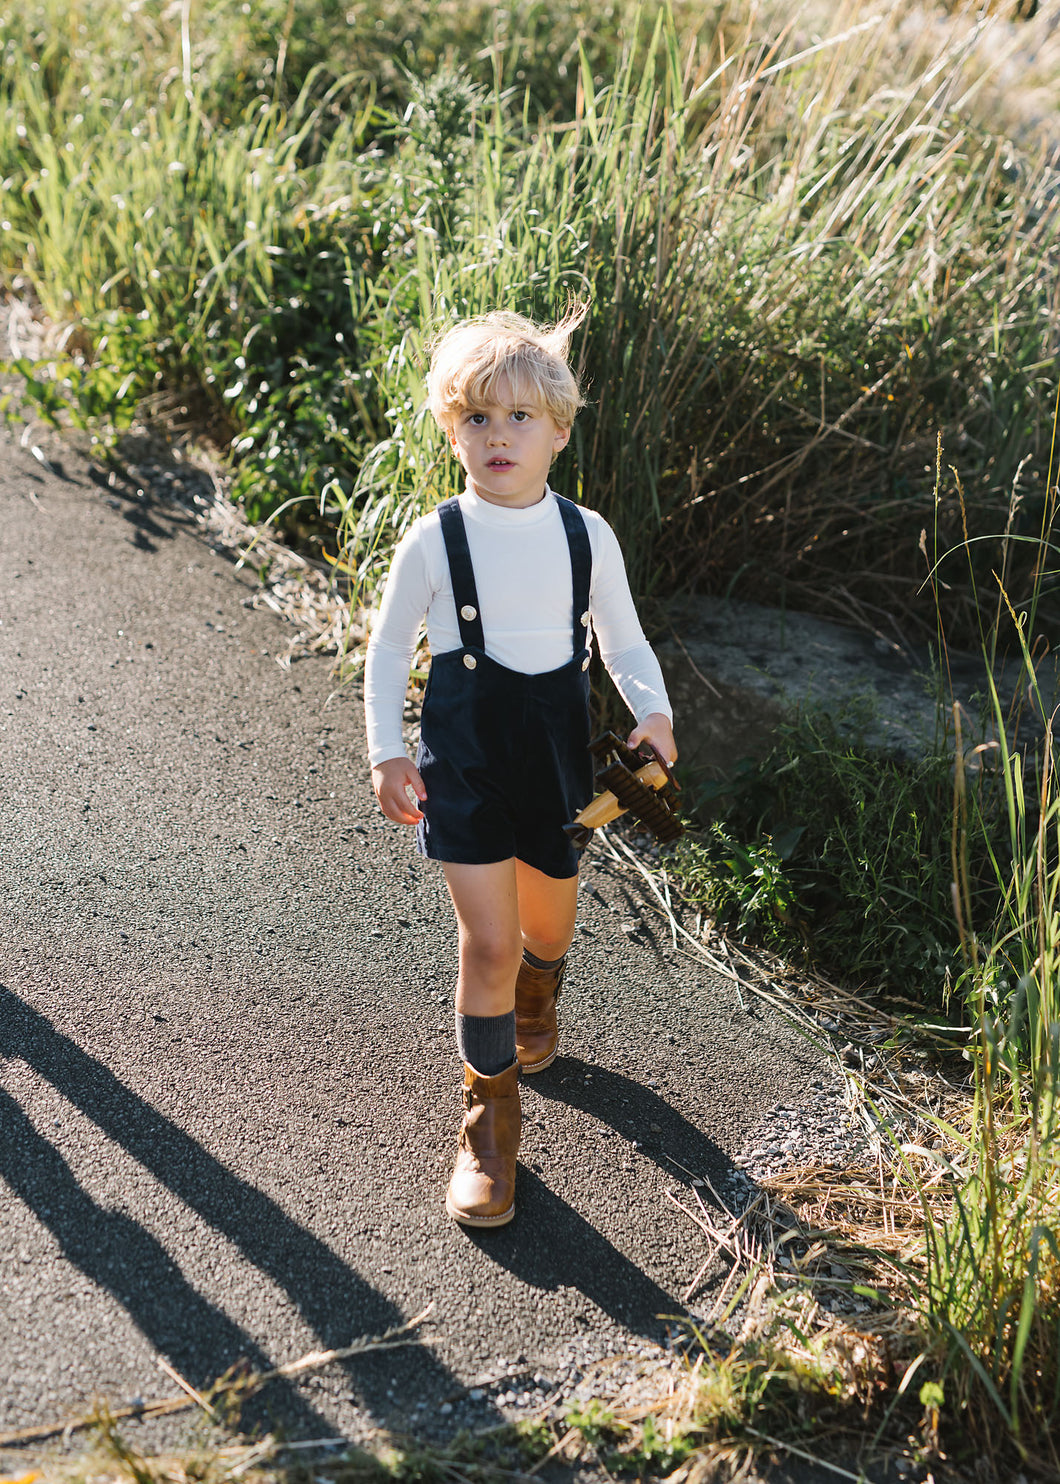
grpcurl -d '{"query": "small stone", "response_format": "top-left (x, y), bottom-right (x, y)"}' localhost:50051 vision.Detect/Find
top-left (439, 1401), bottom-right (453, 1415)
top-left (469, 1388), bottom-right (485, 1401)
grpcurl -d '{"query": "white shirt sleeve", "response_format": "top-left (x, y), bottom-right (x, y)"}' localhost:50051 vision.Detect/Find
top-left (363, 524), bottom-right (433, 767)
top-left (588, 517), bottom-right (673, 724)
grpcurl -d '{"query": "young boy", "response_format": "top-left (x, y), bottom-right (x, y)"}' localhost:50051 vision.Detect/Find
top-left (364, 305), bottom-right (676, 1228)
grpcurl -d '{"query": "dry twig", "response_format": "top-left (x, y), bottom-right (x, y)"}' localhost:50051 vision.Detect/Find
top-left (0, 1306), bottom-right (433, 1449)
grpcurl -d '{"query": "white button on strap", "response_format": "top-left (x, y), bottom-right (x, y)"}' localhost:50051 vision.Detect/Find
top-left (460, 604), bottom-right (477, 621)
top-left (463, 653), bottom-right (477, 670)
top-left (581, 656), bottom-right (590, 671)
top-left (580, 610), bottom-right (590, 626)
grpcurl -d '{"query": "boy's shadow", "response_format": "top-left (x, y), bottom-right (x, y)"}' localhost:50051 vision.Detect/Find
top-left (468, 1057), bottom-right (752, 1342)
top-left (0, 1085), bottom-right (329, 1438)
top-left (537, 1057), bottom-right (738, 1189)
top-left (0, 985), bottom-right (457, 1439)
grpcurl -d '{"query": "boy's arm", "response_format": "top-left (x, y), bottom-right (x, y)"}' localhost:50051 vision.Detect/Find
top-left (364, 525), bottom-right (433, 821)
top-left (586, 518), bottom-right (676, 761)
top-left (365, 529), bottom-right (430, 766)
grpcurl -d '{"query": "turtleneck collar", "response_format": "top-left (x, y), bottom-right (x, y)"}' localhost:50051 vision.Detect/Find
top-left (459, 484), bottom-right (557, 525)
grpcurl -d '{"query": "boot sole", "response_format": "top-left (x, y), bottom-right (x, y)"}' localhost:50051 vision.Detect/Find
top-left (517, 1046), bottom-right (557, 1073)
top-left (445, 1194), bottom-right (515, 1227)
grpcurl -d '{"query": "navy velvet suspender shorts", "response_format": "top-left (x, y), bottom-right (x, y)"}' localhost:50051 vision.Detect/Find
top-left (414, 496), bottom-right (594, 880)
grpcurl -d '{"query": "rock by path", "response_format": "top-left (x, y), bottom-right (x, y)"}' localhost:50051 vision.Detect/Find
top-left (0, 418), bottom-right (839, 1472)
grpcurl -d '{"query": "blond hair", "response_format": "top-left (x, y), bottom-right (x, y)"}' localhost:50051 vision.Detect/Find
top-left (426, 302), bottom-right (588, 432)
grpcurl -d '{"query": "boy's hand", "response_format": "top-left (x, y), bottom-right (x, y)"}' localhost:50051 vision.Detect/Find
top-left (372, 757), bottom-right (427, 825)
top-left (628, 712), bottom-right (678, 767)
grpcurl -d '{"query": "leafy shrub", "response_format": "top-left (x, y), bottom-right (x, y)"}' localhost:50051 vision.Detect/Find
top-left (679, 705), bottom-right (1004, 1001)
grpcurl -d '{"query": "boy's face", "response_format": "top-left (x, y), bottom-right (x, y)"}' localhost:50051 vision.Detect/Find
top-left (447, 373), bottom-right (570, 509)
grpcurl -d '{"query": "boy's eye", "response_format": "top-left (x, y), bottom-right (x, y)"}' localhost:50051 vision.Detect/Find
top-left (511, 410), bottom-right (528, 423)
top-left (468, 412), bottom-right (486, 425)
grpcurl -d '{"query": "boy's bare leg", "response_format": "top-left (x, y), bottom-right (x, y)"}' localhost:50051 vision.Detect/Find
top-left (443, 859), bottom-right (523, 1017)
top-left (513, 861), bottom-right (578, 1072)
top-left (514, 860), bottom-right (578, 960)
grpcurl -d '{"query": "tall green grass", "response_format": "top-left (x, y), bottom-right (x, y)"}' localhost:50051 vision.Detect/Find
top-left (332, 0), bottom-right (1060, 630)
top-left (3, 0), bottom-right (1059, 640)
top-left (909, 572), bottom-right (1060, 1470)
top-left (665, 440), bottom-right (1060, 1465)
top-left (868, 766), bottom-right (1058, 1474)
top-left (332, 10), bottom-right (726, 601)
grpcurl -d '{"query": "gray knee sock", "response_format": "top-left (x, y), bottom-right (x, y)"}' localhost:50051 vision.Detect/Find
top-left (456, 1011), bottom-right (516, 1076)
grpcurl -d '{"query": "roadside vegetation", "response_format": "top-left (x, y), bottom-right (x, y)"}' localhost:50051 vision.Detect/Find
top-left (2, 0), bottom-right (1059, 1479)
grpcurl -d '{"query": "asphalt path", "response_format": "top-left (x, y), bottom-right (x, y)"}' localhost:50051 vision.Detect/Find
top-left (0, 417), bottom-right (834, 1466)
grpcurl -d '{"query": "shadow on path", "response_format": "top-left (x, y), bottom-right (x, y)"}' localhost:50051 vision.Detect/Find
top-left (466, 1167), bottom-right (683, 1342)
top-left (0, 1085), bottom-right (330, 1436)
top-left (0, 985), bottom-right (457, 1436)
top-left (87, 461), bottom-right (200, 554)
top-left (536, 1056), bottom-right (739, 1191)
top-left (466, 1058), bottom-right (751, 1342)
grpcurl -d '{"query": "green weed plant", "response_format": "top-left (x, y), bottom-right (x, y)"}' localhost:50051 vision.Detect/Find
top-left (909, 626), bottom-right (1060, 1472)
top-left (678, 701), bottom-right (999, 1002)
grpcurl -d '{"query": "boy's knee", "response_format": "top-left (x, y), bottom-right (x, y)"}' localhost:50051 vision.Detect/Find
top-left (460, 931), bottom-right (521, 983)
top-left (523, 928), bottom-right (573, 963)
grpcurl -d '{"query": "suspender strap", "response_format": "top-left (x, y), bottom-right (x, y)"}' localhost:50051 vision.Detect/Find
top-left (437, 494), bottom-right (592, 656)
top-left (555, 495), bottom-right (592, 654)
top-left (437, 498), bottom-right (485, 649)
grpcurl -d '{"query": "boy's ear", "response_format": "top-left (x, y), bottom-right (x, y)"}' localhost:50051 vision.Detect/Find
top-left (553, 424), bottom-right (571, 454)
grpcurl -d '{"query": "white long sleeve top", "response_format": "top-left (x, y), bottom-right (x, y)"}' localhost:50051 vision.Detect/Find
top-left (364, 486), bottom-right (672, 767)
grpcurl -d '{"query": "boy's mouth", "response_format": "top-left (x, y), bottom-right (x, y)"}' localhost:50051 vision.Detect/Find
top-left (487, 458), bottom-right (514, 469)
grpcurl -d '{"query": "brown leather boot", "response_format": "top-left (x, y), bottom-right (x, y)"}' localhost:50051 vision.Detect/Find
top-left (445, 1060), bottom-right (521, 1227)
top-left (515, 952), bottom-right (566, 1072)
